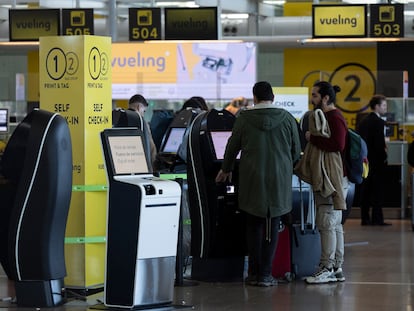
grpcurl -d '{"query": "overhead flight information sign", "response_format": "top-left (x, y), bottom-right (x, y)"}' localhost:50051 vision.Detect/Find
top-left (62, 9), bottom-right (94, 35)
top-left (370, 4), bottom-right (404, 38)
top-left (129, 8), bottom-right (161, 41)
top-left (313, 5), bottom-right (367, 38)
top-left (164, 7), bottom-right (218, 40)
top-left (9, 9), bottom-right (60, 41)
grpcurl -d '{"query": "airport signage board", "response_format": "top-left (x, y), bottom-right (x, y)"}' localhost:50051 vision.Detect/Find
top-left (370, 4), bottom-right (404, 38)
top-left (62, 9), bottom-right (94, 36)
top-left (111, 42), bottom-right (256, 99)
top-left (164, 7), bottom-right (218, 40)
top-left (273, 87), bottom-right (309, 120)
top-left (312, 5), bottom-right (367, 38)
top-left (9, 9), bottom-right (60, 41)
top-left (129, 8), bottom-right (161, 41)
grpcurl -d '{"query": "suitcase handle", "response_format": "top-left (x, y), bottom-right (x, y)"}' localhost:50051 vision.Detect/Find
top-left (298, 177), bottom-right (316, 233)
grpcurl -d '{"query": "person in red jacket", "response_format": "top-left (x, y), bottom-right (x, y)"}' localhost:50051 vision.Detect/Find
top-left (304, 81), bottom-right (349, 284)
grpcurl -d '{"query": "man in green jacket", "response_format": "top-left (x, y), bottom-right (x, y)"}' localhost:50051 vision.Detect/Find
top-left (215, 81), bottom-right (301, 287)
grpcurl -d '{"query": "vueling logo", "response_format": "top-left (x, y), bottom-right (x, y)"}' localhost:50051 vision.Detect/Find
top-left (319, 15), bottom-right (358, 28)
top-left (111, 51), bottom-right (166, 72)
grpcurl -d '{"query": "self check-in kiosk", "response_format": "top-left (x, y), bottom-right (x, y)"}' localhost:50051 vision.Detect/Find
top-left (156, 108), bottom-right (204, 173)
top-left (101, 128), bottom-right (181, 309)
top-left (187, 109), bottom-right (247, 281)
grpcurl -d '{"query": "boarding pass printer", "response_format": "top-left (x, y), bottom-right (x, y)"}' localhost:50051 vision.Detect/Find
top-left (101, 128), bottom-right (181, 309)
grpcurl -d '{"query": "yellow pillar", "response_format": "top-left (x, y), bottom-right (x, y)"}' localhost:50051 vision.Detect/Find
top-left (39, 35), bottom-right (112, 288)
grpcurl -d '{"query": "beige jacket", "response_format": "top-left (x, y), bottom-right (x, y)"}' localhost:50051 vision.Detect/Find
top-left (294, 109), bottom-right (346, 210)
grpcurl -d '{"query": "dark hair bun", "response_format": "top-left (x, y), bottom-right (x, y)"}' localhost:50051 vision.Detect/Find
top-left (333, 85), bottom-right (341, 93)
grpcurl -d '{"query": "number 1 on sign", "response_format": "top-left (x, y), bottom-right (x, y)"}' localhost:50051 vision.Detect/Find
top-left (88, 47), bottom-right (101, 80)
top-left (46, 48), bottom-right (66, 80)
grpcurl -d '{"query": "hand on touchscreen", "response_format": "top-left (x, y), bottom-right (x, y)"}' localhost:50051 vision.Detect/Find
top-left (215, 169), bottom-right (232, 183)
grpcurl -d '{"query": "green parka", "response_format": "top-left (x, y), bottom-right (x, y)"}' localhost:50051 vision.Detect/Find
top-left (221, 103), bottom-right (301, 218)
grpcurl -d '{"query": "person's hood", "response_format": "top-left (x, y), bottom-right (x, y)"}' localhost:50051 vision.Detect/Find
top-left (241, 104), bottom-right (289, 131)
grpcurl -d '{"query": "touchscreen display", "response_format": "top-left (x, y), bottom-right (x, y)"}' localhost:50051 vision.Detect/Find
top-left (108, 135), bottom-right (149, 175)
top-left (210, 131), bottom-right (240, 160)
top-left (0, 109), bottom-right (8, 133)
top-left (162, 127), bottom-right (186, 153)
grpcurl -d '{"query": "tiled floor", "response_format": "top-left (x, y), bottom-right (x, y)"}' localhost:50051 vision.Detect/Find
top-left (1, 218), bottom-right (413, 311)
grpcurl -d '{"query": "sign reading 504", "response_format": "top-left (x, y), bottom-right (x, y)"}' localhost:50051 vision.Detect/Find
top-left (129, 8), bottom-right (161, 41)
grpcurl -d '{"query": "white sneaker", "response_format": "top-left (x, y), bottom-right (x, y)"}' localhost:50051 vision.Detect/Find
top-left (334, 267), bottom-right (345, 282)
top-left (305, 266), bottom-right (337, 284)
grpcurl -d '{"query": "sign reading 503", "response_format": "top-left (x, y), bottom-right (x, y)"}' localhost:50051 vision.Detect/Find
top-left (370, 4), bottom-right (404, 38)
top-left (128, 8), bottom-right (161, 41)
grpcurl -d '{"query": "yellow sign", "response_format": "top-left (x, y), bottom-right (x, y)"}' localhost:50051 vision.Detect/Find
top-left (284, 47), bottom-right (377, 128)
top-left (62, 9), bottom-right (94, 35)
top-left (128, 8), bottom-right (161, 41)
top-left (71, 11), bottom-right (85, 26)
top-left (370, 4), bottom-right (403, 38)
top-left (39, 35), bottom-right (112, 288)
top-left (313, 5), bottom-right (367, 37)
top-left (137, 10), bottom-right (152, 26)
top-left (379, 6), bottom-right (395, 22)
top-left (164, 7), bottom-right (218, 40)
top-left (9, 9), bottom-right (60, 41)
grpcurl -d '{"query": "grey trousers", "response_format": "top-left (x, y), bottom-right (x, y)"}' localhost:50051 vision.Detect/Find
top-left (314, 176), bottom-right (349, 270)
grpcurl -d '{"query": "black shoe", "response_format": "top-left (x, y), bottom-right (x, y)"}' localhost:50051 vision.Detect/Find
top-left (372, 222), bottom-right (392, 226)
top-left (361, 220), bottom-right (371, 226)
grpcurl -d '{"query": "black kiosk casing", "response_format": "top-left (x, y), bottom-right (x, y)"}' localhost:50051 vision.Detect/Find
top-left (101, 128), bottom-right (181, 309)
top-left (187, 109), bottom-right (247, 281)
top-left (0, 109), bottom-right (72, 307)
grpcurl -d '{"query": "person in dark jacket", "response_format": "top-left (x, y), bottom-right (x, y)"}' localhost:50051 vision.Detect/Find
top-left (356, 94), bottom-right (390, 226)
top-left (215, 81), bottom-right (301, 287)
top-left (128, 94), bottom-right (157, 167)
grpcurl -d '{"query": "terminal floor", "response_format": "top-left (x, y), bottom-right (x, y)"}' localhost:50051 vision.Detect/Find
top-left (1, 218), bottom-right (414, 311)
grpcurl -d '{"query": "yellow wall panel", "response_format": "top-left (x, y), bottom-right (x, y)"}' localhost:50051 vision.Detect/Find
top-left (284, 47), bottom-right (377, 128)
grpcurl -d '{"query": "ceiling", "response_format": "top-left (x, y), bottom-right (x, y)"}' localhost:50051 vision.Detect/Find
top-left (0, 0), bottom-right (413, 47)
top-left (0, 0), bottom-right (413, 20)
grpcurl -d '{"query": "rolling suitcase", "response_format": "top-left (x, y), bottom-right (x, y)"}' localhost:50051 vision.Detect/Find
top-left (291, 179), bottom-right (321, 279)
top-left (271, 221), bottom-right (293, 281)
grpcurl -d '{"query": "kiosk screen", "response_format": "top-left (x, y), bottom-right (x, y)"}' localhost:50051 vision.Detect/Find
top-left (161, 127), bottom-right (186, 153)
top-left (0, 108), bottom-right (8, 133)
top-left (107, 134), bottom-right (149, 175)
top-left (210, 131), bottom-right (240, 160)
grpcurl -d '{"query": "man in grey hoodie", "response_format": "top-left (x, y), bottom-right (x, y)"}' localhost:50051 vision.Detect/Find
top-left (216, 81), bottom-right (301, 286)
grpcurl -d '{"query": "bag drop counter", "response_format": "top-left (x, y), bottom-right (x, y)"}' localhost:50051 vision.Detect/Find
top-left (100, 128), bottom-right (181, 309)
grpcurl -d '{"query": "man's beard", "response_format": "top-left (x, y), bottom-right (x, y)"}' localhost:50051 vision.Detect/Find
top-left (313, 102), bottom-right (322, 110)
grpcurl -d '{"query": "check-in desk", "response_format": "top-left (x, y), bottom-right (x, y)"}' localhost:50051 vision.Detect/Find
top-left (385, 141), bottom-right (409, 218)
top-left (104, 176), bottom-right (181, 308)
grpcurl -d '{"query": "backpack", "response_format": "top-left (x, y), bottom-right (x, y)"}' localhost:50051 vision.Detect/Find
top-left (345, 129), bottom-right (369, 184)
